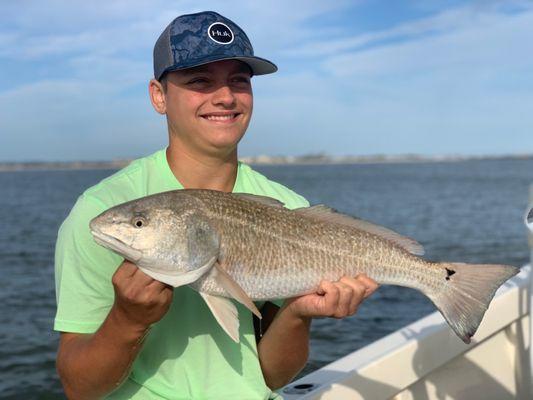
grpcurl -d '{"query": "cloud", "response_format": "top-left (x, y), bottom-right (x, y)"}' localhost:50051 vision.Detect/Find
top-left (1, 0), bottom-right (532, 160)
top-left (0, 1), bottom-right (352, 88)
top-left (244, 2), bottom-right (533, 157)
top-left (0, 1), bottom-right (350, 60)
top-left (322, 7), bottom-right (533, 78)
top-left (281, 5), bottom-right (475, 58)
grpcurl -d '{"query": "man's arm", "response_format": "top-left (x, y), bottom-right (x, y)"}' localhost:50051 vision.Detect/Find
top-left (257, 275), bottom-right (378, 390)
top-left (56, 262), bottom-right (173, 399)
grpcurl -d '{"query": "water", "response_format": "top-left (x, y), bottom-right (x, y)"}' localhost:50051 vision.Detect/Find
top-left (1, 159), bottom-right (531, 398)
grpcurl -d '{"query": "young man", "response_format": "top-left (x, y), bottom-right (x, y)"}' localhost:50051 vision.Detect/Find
top-left (54, 11), bottom-right (378, 399)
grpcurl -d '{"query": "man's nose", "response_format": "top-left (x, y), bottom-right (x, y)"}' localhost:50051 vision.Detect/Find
top-left (211, 84), bottom-right (236, 107)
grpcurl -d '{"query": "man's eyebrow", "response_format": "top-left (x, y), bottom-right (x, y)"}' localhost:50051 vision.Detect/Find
top-left (180, 63), bottom-right (252, 76)
top-left (181, 66), bottom-right (210, 75)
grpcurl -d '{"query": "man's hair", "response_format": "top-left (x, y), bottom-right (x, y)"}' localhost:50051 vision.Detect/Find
top-left (158, 74), bottom-right (168, 92)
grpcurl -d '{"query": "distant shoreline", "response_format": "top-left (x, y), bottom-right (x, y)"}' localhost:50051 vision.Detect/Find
top-left (0, 154), bottom-right (531, 172)
top-left (0, 160), bottom-right (131, 172)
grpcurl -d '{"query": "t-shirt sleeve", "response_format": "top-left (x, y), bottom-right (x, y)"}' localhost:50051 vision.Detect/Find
top-left (283, 194), bottom-right (309, 210)
top-left (54, 194), bottom-right (122, 333)
top-left (266, 181), bottom-right (309, 211)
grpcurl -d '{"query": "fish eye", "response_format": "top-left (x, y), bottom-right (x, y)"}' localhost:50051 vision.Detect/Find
top-left (132, 216), bottom-right (147, 228)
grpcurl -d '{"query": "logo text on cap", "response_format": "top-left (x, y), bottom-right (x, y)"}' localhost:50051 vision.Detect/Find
top-left (207, 22), bottom-right (234, 44)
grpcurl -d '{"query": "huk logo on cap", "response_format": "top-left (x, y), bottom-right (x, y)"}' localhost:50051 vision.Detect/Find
top-left (207, 22), bottom-right (234, 44)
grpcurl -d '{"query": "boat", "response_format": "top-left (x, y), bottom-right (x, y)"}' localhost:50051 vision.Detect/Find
top-left (281, 256), bottom-right (531, 399)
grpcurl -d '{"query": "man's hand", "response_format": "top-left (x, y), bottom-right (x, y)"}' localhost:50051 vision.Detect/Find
top-left (57, 261), bottom-right (174, 399)
top-left (257, 274), bottom-right (378, 389)
top-left (283, 274), bottom-right (379, 320)
top-left (111, 261), bottom-right (174, 332)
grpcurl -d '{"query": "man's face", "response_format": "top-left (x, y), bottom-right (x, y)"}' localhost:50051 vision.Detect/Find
top-left (162, 60), bottom-right (253, 156)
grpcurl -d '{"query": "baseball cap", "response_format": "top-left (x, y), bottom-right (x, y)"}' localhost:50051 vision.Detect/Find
top-left (153, 11), bottom-right (277, 81)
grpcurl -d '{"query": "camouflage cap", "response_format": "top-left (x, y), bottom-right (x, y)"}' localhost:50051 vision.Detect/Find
top-left (153, 11), bottom-right (277, 80)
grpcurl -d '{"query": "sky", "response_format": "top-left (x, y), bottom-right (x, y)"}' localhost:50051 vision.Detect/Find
top-left (0, 0), bottom-right (532, 161)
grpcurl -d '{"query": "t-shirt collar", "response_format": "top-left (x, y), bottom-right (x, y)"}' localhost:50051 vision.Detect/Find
top-left (158, 148), bottom-right (243, 193)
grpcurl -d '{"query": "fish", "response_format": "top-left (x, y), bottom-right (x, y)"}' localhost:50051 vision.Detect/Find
top-left (89, 189), bottom-right (519, 344)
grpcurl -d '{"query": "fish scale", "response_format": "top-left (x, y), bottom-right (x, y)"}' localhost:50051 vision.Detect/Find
top-left (191, 191), bottom-right (445, 299)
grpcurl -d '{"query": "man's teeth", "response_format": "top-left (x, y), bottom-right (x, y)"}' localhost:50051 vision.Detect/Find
top-left (204, 114), bottom-right (236, 121)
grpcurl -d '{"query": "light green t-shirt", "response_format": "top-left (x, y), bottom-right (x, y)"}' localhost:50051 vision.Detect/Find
top-left (54, 148), bottom-right (309, 400)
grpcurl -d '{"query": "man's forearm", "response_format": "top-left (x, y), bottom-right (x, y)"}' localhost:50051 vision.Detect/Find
top-left (257, 302), bottom-right (311, 390)
top-left (257, 276), bottom-right (379, 391)
top-left (57, 306), bottom-right (149, 399)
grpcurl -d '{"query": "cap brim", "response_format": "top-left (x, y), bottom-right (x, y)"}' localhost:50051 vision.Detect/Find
top-left (230, 56), bottom-right (278, 75)
top-left (160, 55), bottom-right (277, 79)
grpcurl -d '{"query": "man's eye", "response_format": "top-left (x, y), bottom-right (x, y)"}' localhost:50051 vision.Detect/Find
top-left (232, 76), bottom-right (250, 84)
top-left (188, 78), bottom-right (209, 84)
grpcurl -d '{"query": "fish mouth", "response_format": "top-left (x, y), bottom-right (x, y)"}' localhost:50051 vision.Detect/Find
top-left (90, 229), bottom-right (143, 262)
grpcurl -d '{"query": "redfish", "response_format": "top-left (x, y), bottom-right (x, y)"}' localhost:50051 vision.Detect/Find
top-left (90, 189), bottom-right (518, 343)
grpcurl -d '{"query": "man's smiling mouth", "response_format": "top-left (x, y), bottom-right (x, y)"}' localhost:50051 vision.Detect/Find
top-left (201, 112), bottom-right (241, 122)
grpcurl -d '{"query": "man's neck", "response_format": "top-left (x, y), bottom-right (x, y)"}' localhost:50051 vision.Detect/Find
top-left (166, 145), bottom-right (238, 192)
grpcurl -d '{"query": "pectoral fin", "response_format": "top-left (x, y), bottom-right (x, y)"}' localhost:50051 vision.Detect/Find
top-left (213, 263), bottom-right (262, 319)
top-left (200, 292), bottom-right (240, 343)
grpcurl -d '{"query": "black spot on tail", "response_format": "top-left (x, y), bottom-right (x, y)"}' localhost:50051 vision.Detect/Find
top-left (445, 267), bottom-right (456, 281)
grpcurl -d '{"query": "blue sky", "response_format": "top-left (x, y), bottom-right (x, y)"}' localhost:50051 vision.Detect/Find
top-left (0, 0), bottom-right (532, 161)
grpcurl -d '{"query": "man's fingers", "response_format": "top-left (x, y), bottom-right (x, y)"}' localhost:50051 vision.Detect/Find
top-left (317, 280), bottom-right (340, 315)
top-left (114, 263), bottom-right (159, 299)
top-left (112, 261), bottom-right (138, 287)
top-left (334, 281), bottom-right (355, 318)
top-left (115, 260), bottom-right (138, 278)
top-left (145, 280), bottom-right (173, 306)
top-left (338, 276), bottom-right (364, 315)
top-left (148, 279), bottom-right (173, 293)
top-left (290, 275), bottom-right (379, 320)
top-left (355, 274), bottom-right (379, 298)
top-left (131, 266), bottom-right (156, 283)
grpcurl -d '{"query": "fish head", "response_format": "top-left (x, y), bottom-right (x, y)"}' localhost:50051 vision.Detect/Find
top-left (89, 192), bottom-right (220, 284)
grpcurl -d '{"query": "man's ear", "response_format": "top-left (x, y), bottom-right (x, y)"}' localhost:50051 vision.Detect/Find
top-left (149, 79), bottom-right (166, 115)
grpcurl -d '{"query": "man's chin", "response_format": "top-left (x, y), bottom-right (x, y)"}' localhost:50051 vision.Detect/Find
top-left (202, 129), bottom-right (246, 149)
top-left (209, 140), bottom-right (243, 154)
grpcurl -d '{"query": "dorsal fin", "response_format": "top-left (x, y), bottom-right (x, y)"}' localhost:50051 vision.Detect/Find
top-left (234, 193), bottom-right (285, 208)
top-left (294, 205), bottom-right (425, 256)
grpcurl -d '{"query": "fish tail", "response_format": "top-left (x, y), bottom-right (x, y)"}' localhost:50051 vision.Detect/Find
top-left (429, 262), bottom-right (519, 343)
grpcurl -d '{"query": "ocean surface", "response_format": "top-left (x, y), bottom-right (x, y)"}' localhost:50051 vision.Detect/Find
top-left (1, 159), bottom-right (532, 399)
